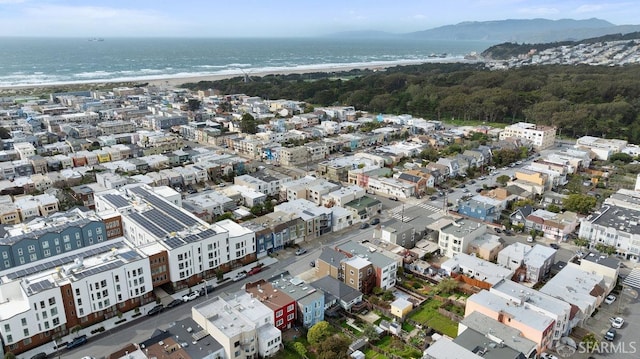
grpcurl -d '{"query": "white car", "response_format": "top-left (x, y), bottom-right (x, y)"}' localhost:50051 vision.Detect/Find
top-left (233, 272), bottom-right (247, 282)
top-left (604, 295), bottom-right (617, 305)
top-left (540, 353), bottom-right (558, 359)
top-left (610, 317), bottom-right (624, 329)
top-left (182, 291), bottom-right (199, 302)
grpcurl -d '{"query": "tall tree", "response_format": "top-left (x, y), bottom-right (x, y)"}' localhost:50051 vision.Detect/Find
top-left (240, 113), bottom-right (258, 134)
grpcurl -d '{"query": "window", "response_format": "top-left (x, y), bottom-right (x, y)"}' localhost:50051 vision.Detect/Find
top-left (42, 241), bottom-right (49, 249)
top-left (52, 317), bottom-right (59, 326)
top-left (276, 309), bottom-right (283, 317)
top-left (5, 335), bottom-right (11, 343)
top-left (287, 304), bottom-right (294, 312)
top-left (287, 313), bottom-right (294, 320)
top-left (23, 328), bottom-right (29, 337)
top-left (3, 324), bottom-right (9, 332)
top-left (48, 297), bottom-right (55, 306)
top-left (21, 318), bottom-right (27, 326)
top-left (276, 319), bottom-right (283, 327)
top-left (17, 248), bottom-right (23, 256)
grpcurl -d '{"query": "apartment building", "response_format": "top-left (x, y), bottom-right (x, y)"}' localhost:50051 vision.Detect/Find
top-left (441, 253), bottom-right (514, 289)
top-left (192, 294), bottom-right (281, 359)
top-left (274, 199), bottom-right (332, 240)
top-left (579, 190), bottom-right (640, 261)
top-left (499, 122), bottom-right (556, 150)
top-left (0, 238), bottom-right (151, 355)
top-left (234, 171), bottom-right (291, 197)
top-left (575, 136), bottom-right (627, 160)
top-left (465, 290), bottom-right (555, 353)
top-left (95, 185), bottom-right (255, 289)
top-left (438, 219), bottom-right (487, 258)
top-left (337, 241), bottom-right (399, 291)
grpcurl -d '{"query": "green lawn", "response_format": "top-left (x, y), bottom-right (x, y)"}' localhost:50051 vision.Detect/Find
top-left (402, 322), bottom-right (416, 332)
top-left (377, 335), bottom-right (422, 358)
top-left (364, 349), bottom-right (390, 359)
top-left (408, 299), bottom-right (459, 338)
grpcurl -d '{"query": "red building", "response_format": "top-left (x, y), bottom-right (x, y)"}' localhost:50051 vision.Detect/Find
top-left (245, 279), bottom-right (296, 330)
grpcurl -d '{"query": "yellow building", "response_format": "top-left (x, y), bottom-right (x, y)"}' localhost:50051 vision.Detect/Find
top-left (514, 169), bottom-right (548, 186)
top-left (390, 298), bottom-right (413, 319)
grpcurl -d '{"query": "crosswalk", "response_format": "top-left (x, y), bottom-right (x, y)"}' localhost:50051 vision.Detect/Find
top-left (387, 201), bottom-right (445, 222)
top-left (417, 202), bottom-right (442, 212)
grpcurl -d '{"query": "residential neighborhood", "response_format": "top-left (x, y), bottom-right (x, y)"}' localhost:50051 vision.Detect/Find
top-left (0, 85), bottom-right (638, 359)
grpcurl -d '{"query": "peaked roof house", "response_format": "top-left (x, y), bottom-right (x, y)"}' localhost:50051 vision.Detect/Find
top-left (510, 205), bottom-right (534, 227)
top-left (310, 275), bottom-right (363, 312)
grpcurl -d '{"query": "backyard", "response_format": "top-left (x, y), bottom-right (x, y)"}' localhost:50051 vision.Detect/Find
top-left (408, 299), bottom-right (459, 338)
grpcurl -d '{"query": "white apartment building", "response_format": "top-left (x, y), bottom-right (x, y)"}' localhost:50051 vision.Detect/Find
top-left (499, 122), bottom-right (556, 149)
top-left (234, 171), bottom-right (291, 196)
top-left (0, 238), bottom-right (151, 354)
top-left (578, 189), bottom-right (640, 262)
top-left (575, 136), bottom-right (627, 160)
top-left (192, 293), bottom-right (281, 359)
top-left (94, 185), bottom-right (255, 287)
top-left (438, 219), bottom-right (487, 258)
top-left (13, 142), bottom-right (36, 160)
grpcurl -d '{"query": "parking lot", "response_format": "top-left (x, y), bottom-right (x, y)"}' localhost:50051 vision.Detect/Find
top-left (564, 291), bottom-right (639, 358)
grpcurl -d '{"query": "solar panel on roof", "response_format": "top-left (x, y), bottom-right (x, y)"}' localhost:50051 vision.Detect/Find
top-left (143, 209), bottom-right (184, 232)
top-left (130, 212), bottom-right (168, 238)
top-left (163, 237), bottom-right (185, 249)
top-left (103, 194), bottom-right (130, 208)
top-left (118, 251), bottom-right (141, 261)
top-left (4, 242), bottom-right (123, 280)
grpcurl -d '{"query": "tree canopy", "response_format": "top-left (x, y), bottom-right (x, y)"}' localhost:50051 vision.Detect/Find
top-left (563, 193), bottom-right (597, 215)
top-left (183, 63), bottom-right (640, 143)
top-left (307, 321), bottom-right (333, 345)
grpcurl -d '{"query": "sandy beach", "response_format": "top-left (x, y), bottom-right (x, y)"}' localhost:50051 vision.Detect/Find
top-left (0, 59), bottom-right (462, 95)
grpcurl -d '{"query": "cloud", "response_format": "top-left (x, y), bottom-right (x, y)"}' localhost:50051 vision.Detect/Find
top-left (516, 7), bottom-right (560, 16)
top-left (0, 4), bottom-right (187, 36)
top-left (575, 4), bottom-right (604, 13)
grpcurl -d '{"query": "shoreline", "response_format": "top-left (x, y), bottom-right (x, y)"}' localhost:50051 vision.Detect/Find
top-left (0, 58), bottom-right (474, 94)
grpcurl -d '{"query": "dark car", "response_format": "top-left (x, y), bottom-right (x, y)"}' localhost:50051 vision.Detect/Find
top-left (475, 188), bottom-right (483, 193)
top-left (389, 196), bottom-right (399, 201)
top-left (147, 304), bottom-right (164, 316)
top-left (370, 218), bottom-right (380, 225)
top-left (494, 228), bottom-right (502, 233)
top-left (550, 243), bottom-right (560, 250)
top-left (448, 188), bottom-right (454, 193)
top-left (167, 299), bottom-right (183, 309)
top-left (360, 223), bottom-right (370, 229)
top-left (310, 261), bottom-right (316, 267)
top-left (200, 285), bottom-right (214, 296)
top-left (66, 335), bottom-right (88, 349)
top-left (30, 353), bottom-right (47, 359)
top-left (429, 196), bottom-right (438, 201)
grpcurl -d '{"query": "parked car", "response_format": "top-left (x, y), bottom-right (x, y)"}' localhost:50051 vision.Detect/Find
top-left (167, 299), bottom-right (183, 308)
top-left (147, 304), bottom-right (164, 316)
top-left (610, 317), bottom-right (624, 329)
top-left (540, 353), bottom-right (559, 359)
top-left (247, 266), bottom-right (262, 275)
top-left (309, 261), bottom-right (316, 267)
top-left (182, 291), bottom-right (200, 302)
top-left (370, 218), bottom-right (380, 225)
top-left (360, 223), bottom-right (370, 229)
top-left (30, 353), bottom-right (47, 359)
top-left (494, 228), bottom-right (502, 233)
top-left (66, 335), bottom-right (88, 349)
top-left (604, 328), bottom-right (617, 341)
top-left (604, 295), bottom-right (617, 305)
top-left (550, 243), bottom-right (560, 250)
top-left (389, 196), bottom-right (398, 201)
top-left (295, 248), bottom-right (307, 255)
top-left (233, 272), bottom-right (247, 282)
top-left (200, 285), bottom-right (214, 296)
top-left (527, 236), bottom-right (534, 242)
top-left (366, 189), bottom-right (375, 194)
top-left (429, 196), bottom-right (438, 201)
top-left (462, 188), bottom-right (469, 193)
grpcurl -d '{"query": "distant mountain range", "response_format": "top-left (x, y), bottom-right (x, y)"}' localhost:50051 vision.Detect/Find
top-left (328, 18), bottom-right (640, 43)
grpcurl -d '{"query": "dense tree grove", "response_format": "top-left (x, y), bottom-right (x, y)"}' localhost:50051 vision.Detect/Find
top-left (184, 63), bottom-right (640, 143)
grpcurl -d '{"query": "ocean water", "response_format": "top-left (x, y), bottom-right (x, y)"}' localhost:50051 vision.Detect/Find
top-left (0, 37), bottom-right (495, 87)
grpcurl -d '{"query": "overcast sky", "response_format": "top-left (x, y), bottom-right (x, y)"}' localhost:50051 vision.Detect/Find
top-left (0, 0), bottom-right (637, 37)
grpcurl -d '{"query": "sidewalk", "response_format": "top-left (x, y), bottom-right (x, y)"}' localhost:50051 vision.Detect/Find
top-left (18, 256), bottom-right (279, 359)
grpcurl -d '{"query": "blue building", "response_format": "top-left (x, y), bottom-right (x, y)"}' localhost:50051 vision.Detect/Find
top-left (0, 210), bottom-right (108, 270)
top-left (269, 272), bottom-right (325, 328)
top-left (457, 198), bottom-right (499, 223)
